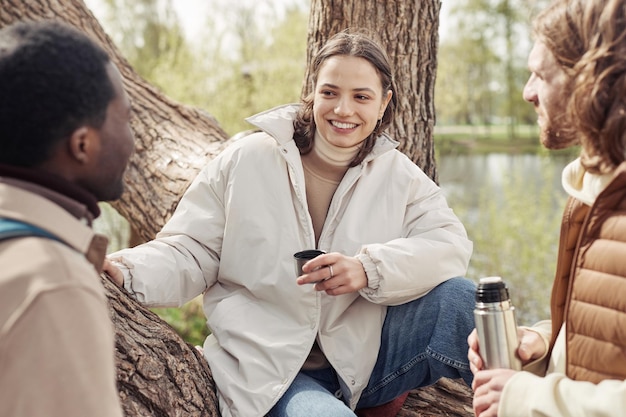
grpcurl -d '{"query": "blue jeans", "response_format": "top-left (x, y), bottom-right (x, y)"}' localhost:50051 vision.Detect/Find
top-left (266, 277), bottom-right (476, 417)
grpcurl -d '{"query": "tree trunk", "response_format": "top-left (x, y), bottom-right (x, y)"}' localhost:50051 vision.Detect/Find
top-left (102, 277), bottom-right (220, 416)
top-left (0, 0), bottom-right (473, 415)
top-left (306, 0), bottom-right (441, 182)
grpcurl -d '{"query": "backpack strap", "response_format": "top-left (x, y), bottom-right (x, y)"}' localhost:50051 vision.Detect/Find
top-left (0, 217), bottom-right (62, 243)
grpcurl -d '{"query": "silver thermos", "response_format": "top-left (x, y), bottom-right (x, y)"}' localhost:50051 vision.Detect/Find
top-left (474, 276), bottom-right (522, 370)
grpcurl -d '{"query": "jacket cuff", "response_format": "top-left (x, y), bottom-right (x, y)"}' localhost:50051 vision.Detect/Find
top-left (108, 256), bottom-right (136, 296)
top-left (355, 252), bottom-right (381, 290)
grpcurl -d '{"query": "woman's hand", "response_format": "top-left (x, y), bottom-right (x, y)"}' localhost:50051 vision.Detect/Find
top-left (296, 252), bottom-right (367, 295)
top-left (102, 258), bottom-right (124, 287)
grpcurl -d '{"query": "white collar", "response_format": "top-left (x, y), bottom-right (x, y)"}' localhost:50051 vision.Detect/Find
top-left (561, 157), bottom-right (614, 205)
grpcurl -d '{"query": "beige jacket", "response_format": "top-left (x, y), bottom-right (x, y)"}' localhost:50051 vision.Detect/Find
top-left (111, 104), bottom-right (472, 417)
top-left (0, 179), bottom-right (122, 417)
top-left (500, 159), bottom-right (626, 416)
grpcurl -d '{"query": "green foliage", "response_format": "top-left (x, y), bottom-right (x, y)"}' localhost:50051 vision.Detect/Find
top-left (151, 299), bottom-right (209, 347)
top-left (192, 4), bottom-right (308, 135)
top-left (98, 0), bottom-right (195, 91)
top-left (90, 0), bottom-right (308, 137)
top-left (436, 0), bottom-right (541, 130)
top-left (94, 203), bottom-right (130, 252)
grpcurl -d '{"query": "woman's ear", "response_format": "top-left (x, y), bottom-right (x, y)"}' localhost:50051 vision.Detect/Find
top-left (379, 90), bottom-right (393, 119)
top-left (68, 126), bottom-right (99, 164)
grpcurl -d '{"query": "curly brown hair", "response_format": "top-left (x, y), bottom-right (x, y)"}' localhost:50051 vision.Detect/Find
top-left (534, 0), bottom-right (626, 174)
top-left (292, 29), bottom-right (398, 167)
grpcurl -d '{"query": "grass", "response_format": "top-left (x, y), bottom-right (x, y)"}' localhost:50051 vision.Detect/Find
top-left (435, 124), bottom-right (539, 154)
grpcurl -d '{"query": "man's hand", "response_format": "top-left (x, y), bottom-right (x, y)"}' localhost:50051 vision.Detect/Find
top-left (472, 368), bottom-right (517, 417)
top-left (516, 328), bottom-right (546, 363)
top-left (467, 328), bottom-right (484, 374)
top-left (468, 326), bottom-right (547, 417)
top-left (467, 327), bottom-right (547, 374)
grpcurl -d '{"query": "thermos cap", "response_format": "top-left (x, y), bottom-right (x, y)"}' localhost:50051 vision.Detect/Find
top-left (476, 276), bottom-right (510, 303)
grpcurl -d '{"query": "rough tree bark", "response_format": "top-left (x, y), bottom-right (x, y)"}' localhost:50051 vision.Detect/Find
top-left (306, 0), bottom-right (441, 181)
top-left (0, 0), bottom-right (473, 415)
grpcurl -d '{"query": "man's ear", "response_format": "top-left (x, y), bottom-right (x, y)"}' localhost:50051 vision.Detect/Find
top-left (68, 126), bottom-right (99, 164)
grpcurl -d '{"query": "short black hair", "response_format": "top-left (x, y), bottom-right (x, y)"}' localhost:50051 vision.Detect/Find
top-left (0, 20), bottom-right (114, 167)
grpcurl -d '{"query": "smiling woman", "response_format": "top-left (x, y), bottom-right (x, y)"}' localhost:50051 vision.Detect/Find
top-left (103, 29), bottom-right (476, 417)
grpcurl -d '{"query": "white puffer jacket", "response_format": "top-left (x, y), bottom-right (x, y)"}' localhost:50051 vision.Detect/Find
top-left (111, 104), bottom-right (472, 417)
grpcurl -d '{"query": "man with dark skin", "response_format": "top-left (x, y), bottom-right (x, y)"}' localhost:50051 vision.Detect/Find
top-left (0, 20), bottom-right (134, 416)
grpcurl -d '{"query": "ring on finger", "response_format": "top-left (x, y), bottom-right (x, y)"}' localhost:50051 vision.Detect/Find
top-left (328, 265), bottom-right (334, 278)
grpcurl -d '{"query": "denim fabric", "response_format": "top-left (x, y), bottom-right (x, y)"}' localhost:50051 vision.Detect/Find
top-left (266, 369), bottom-right (355, 417)
top-left (266, 277), bottom-right (476, 417)
top-left (357, 277), bottom-right (476, 407)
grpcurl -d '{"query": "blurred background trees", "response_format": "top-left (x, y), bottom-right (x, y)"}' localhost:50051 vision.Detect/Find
top-left (88, 0), bottom-right (552, 143)
top-left (436, 0), bottom-right (549, 132)
top-left (88, 0), bottom-right (308, 135)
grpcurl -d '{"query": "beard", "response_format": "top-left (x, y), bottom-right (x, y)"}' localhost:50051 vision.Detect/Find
top-left (539, 110), bottom-right (579, 150)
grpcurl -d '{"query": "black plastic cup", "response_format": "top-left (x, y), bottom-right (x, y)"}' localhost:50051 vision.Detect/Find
top-left (293, 249), bottom-right (325, 277)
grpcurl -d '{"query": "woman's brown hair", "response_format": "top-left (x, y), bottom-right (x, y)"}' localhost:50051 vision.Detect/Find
top-left (292, 29), bottom-right (398, 166)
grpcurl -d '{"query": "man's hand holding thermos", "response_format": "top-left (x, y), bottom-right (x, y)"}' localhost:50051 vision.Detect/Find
top-left (468, 277), bottom-right (548, 417)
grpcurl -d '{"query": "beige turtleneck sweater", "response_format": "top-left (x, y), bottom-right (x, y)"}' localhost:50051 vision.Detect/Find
top-left (300, 130), bottom-right (359, 244)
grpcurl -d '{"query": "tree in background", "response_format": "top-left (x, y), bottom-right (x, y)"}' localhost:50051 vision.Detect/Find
top-left (436, 0), bottom-right (547, 134)
top-left (201, 2), bottom-right (308, 134)
top-left (436, 25), bottom-right (500, 126)
top-left (98, 0), bottom-right (188, 82)
top-left (91, 0), bottom-right (309, 136)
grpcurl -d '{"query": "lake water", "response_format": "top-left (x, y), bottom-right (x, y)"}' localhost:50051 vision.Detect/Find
top-left (438, 152), bottom-right (570, 210)
top-left (437, 152), bottom-right (573, 324)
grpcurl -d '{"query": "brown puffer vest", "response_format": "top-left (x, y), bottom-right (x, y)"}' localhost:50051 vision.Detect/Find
top-left (550, 164), bottom-right (626, 383)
